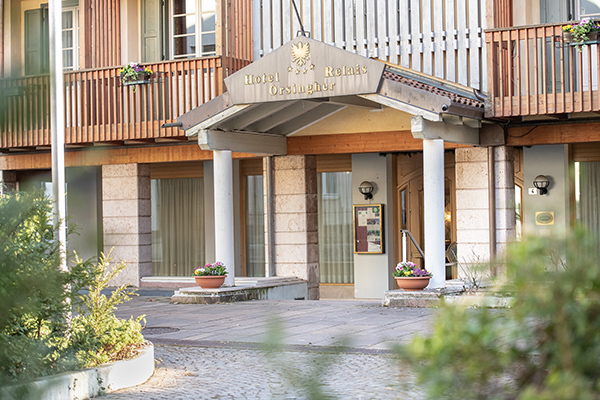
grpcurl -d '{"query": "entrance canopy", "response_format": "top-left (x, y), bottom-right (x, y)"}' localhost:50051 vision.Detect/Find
top-left (177, 36), bottom-right (484, 155)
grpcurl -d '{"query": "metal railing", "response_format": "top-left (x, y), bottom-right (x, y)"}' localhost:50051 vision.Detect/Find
top-left (399, 229), bottom-right (424, 263)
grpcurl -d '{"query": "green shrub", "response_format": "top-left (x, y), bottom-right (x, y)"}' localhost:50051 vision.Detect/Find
top-left (69, 253), bottom-right (145, 367)
top-left (0, 191), bottom-right (145, 388)
top-left (0, 191), bottom-right (74, 383)
top-left (397, 228), bottom-right (600, 400)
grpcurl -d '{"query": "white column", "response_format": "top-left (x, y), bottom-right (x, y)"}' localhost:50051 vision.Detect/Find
top-left (423, 139), bottom-right (446, 288)
top-left (213, 150), bottom-right (235, 286)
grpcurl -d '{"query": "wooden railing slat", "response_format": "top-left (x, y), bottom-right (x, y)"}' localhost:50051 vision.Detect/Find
top-left (486, 23), bottom-right (600, 119)
top-left (0, 57), bottom-right (224, 148)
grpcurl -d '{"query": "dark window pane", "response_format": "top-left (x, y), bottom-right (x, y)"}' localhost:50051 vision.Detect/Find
top-left (174, 15), bottom-right (196, 35)
top-left (174, 35), bottom-right (196, 56)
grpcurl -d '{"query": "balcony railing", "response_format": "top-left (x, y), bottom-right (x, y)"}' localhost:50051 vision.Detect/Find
top-left (486, 23), bottom-right (600, 118)
top-left (0, 57), bottom-right (225, 149)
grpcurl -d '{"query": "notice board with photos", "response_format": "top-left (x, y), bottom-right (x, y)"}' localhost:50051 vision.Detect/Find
top-left (353, 204), bottom-right (384, 254)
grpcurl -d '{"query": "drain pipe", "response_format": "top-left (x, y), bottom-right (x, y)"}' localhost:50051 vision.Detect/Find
top-left (265, 156), bottom-right (276, 277)
top-left (488, 147), bottom-right (497, 268)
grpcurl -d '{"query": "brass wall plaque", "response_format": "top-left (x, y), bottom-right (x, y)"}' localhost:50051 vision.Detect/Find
top-left (535, 211), bottom-right (555, 225)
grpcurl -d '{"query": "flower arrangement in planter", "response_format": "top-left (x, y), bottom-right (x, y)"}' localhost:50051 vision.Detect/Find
top-left (393, 261), bottom-right (432, 291)
top-left (119, 62), bottom-right (154, 85)
top-left (562, 18), bottom-right (600, 50)
top-left (193, 262), bottom-right (228, 288)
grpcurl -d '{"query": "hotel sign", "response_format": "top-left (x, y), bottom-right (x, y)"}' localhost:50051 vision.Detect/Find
top-left (225, 36), bottom-right (385, 104)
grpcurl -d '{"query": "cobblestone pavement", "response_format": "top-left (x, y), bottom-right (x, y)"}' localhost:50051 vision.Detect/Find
top-left (104, 296), bottom-right (433, 399)
top-left (102, 344), bottom-right (423, 400)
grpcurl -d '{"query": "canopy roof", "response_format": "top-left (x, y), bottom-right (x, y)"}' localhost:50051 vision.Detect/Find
top-left (177, 36), bottom-right (484, 155)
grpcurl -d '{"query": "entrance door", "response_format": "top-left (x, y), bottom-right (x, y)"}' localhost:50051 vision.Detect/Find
top-left (396, 152), bottom-right (456, 279)
top-left (397, 153), bottom-right (425, 269)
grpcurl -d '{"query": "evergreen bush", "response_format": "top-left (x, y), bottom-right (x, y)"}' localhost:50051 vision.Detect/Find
top-left (397, 228), bottom-right (600, 400)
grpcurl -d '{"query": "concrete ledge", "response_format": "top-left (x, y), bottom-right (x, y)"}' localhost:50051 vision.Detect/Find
top-left (383, 281), bottom-right (465, 308)
top-left (1, 342), bottom-right (154, 400)
top-left (443, 294), bottom-right (513, 308)
top-left (141, 276), bottom-right (197, 289)
top-left (172, 277), bottom-right (308, 304)
top-left (384, 280), bottom-right (512, 308)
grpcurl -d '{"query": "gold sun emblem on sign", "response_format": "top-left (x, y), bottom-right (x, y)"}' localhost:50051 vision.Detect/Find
top-left (291, 42), bottom-right (310, 67)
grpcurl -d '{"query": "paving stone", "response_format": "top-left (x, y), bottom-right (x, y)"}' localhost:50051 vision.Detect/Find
top-left (102, 345), bottom-right (424, 399)
top-left (105, 297), bottom-right (433, 398)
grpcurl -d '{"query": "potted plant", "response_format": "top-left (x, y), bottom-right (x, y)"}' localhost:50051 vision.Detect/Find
top-left (119, 62), bottom-right (154, 85)
top-left (562, 18), bottom-right (600, 51)
top-left (193, 262), bottom-right (228, 289)
top-left (393, 261), bottom-right (432, 291)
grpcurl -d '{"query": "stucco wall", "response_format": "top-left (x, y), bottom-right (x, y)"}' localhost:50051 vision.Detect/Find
top-left (351, 153), bottom-right (395, 299)
top-left (523, 145), bottom-right (569, 237)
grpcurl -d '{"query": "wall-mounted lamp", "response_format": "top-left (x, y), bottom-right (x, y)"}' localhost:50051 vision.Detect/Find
top-left (533, 175), bottom-right (550, 195)
top-left (358, 181), bottom-right (374, 200)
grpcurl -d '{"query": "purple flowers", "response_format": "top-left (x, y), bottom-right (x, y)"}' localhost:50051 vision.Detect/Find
top-left (119, 62), bottom-right (154, 81)
top-left (193, 261), bottom-right (228, 276)
top-left (393, 261), bottom-right (432, 277)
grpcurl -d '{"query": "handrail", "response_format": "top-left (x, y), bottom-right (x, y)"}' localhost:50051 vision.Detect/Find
top-left (0, 57), bottom-right (228, 148)
top-left (399, 229), bottom-right (425, 262)
top-left (485, 22), bottom-right (600, 118)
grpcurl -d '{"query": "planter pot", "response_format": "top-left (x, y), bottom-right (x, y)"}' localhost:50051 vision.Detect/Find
top-left (394, 276), bottom-right (432, 291)
top-left (121, 73), bottom-right (152, 86)
top-left (562, 31), bottom-right (575, 43)
top-left (194, 275), bottom-right (226, 289)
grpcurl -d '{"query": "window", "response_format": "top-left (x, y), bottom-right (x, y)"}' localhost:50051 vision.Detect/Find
top-left (317, 171), bottom-right (354, 284)
top-left (171, 0), bottom-right (216, 58)
top-left (244, 175), bottom-right (265, 277)
top-left (24, 4), bottom-right (79, 74)
top-left (151, 178), bottom-right (205, 276)
top-left (579, 0), bottom-right (600, 17)
top-left (62, 8), bottom-right (79, 71)
top-left (575, 161), bottom-right (600, 236)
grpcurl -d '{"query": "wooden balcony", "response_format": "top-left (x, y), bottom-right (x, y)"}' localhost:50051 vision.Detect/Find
top-left (486, 23), bottom-right (600, 119)
top-left (0, 57), bottom-right (232, 150)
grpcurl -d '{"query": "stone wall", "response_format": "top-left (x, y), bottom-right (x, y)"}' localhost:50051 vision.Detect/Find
top-left (272, 155), bottom-right (319, 300)
top-left (102, 164), bottom-right (151, 286)
top-left (455, 147), bottom-right (516, 275)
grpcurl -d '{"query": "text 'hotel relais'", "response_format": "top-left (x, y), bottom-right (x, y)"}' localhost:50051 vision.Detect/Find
top-left (1, 0), bottom-right (598, 299)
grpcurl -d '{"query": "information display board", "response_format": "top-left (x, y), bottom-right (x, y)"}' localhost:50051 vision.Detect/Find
top-left (353, 204), bottom-right (384, 254)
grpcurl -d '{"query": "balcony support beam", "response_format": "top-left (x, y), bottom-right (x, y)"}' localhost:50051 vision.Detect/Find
top-left (198, 129), bottom-right (287, 155)
top-left (411, 115), bottom-right (479, 145)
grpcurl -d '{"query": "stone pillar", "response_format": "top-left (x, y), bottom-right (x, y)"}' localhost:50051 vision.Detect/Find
top-left (102, 164), bottom-right (151, 286)
top-left (455, 147), bottom-right (516, 274)
top-left (0, 170), bottom-right (17, 194)
top-left (213, 150), bottom-right (235, 286)
top-left (273, 155), bottom-right (319, 300)
top-left (494, 147), bottom-right (517, 257)
top-left (423, 139), bottom-right (446, 288)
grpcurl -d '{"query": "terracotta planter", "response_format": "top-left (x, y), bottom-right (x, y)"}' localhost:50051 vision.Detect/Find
top-left (194, 275), bottom-right (226, 289)
top-left (394, 276), bottom-right (432, 291)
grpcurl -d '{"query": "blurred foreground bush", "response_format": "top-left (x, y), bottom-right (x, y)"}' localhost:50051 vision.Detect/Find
top-left (398, 228), bottom-right (600, 400)
top-left (0, 191), bottom-right (144, 391)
